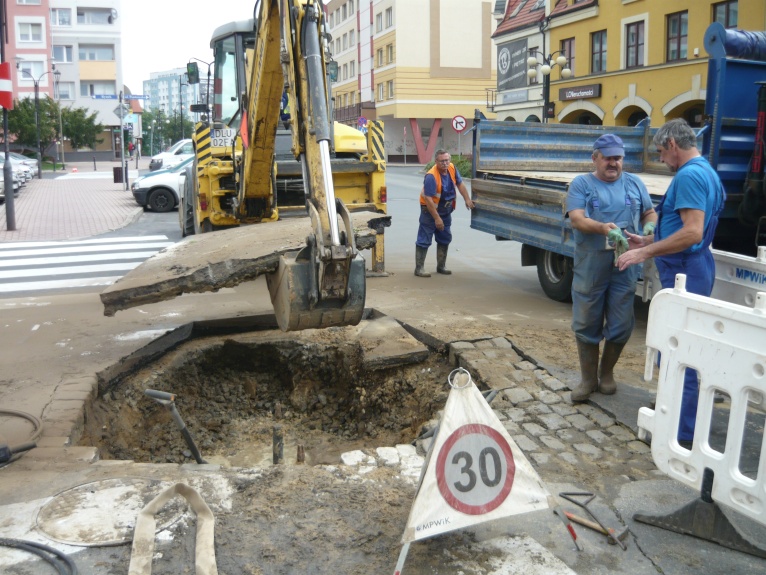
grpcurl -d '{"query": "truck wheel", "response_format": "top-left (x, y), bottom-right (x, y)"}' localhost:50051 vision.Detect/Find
top-left (536, 250), bottom-right (573, 302)
top-left (148, 188), bottom-right (175, 213)
top-left (180, 175), bottom-right (195, 236)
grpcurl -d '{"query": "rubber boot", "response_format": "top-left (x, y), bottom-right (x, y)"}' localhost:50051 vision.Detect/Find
top-left (415, 246), bottom-right (431, 277)
top-left (598, 340), bottom-right (625, 395)
top-left (436, 244), bottom-right (452, 275)
top-left (571, 341), bottom-right (599, 402)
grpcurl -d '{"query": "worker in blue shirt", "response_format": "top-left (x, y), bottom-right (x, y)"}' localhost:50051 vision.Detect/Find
top-left (618, 119), bottom-right (725, 449)
top-left (567, 134), bottom-right (656, 402)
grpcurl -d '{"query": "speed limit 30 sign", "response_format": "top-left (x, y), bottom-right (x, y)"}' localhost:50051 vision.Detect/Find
top-left (436, 423), bottom-right (516, 515)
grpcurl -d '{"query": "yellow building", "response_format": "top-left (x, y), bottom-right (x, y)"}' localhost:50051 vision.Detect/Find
top-left (326, 0), bottom-right (499, 163)
top-left (492, 0), bottom-right (766, 126)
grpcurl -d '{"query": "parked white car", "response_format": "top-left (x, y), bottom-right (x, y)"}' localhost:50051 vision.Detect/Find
top-left (0, 157), bottom-right (31, 186)
top-left (149, 139), bottom-right (193, 172)
top-left (131, 155), bottom-right (194, 212)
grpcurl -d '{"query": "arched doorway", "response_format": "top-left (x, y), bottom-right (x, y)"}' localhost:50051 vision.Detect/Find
top-left (525, 115), bottom-right (541, 123)
top-left (577, 112), bottom-right (602, 125)
top-left (504, 116), bottom-right (517, 122)
top-left (627, 110), bottom-right (648, 126)
top-left (683, 107), bottom-right (704, 127)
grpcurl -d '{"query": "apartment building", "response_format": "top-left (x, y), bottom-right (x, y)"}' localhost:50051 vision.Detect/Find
top-left (142, 68), bottom-right (198, 123)
top-left (491, 0), bottom-right (766, 126)
top-left (7, 0), bottom-right (126, 159)
top-left (327, 0), bottom-right (498, 163)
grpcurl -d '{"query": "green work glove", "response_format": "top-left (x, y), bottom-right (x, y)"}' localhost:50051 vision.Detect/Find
top-left (607, 228), bottom-right (628, 264)
top-left (643, 221), bottom-right (656, 236)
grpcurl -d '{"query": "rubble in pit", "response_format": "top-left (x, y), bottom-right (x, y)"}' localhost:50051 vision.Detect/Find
top-left (82, 334), bottom-right (453, 465)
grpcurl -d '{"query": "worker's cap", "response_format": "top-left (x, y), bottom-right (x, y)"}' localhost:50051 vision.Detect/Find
top-left (593, 134), bottom-right (625, 157)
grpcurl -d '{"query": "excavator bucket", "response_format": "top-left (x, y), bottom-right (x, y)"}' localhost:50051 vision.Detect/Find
top-left (266, 248), bottom-right (366, 331)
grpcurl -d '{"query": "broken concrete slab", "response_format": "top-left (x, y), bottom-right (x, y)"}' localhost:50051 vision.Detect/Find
top-left (100, 211), bottom-right (390, 317)
top-left (353, 315), bottom-right (430, 370)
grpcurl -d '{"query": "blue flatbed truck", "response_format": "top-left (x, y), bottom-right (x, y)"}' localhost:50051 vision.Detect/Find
top-left (470, 23), bottom-right (766, 308)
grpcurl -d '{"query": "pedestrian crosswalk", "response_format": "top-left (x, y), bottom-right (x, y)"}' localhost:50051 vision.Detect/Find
top-left (0, 235), bottom-right (174, 295)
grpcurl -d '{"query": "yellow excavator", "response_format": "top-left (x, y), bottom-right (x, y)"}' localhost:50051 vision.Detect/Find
top-left (104, 0), bottom-right (388, 331)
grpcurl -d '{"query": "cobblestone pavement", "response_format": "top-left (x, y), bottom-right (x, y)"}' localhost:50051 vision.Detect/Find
top-left (0, 161), bottom-right (145, 242)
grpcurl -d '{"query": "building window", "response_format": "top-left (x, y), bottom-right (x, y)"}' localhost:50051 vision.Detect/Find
top-left (18, 22), bottom-right (42, 42)
top-left (76, 8), bottom-right (112, 25)
top-left (591, 30), bottom-right (606, 73)
top-left (376, 12), bottom-right (382, 33)
top-left (350, 91), bottom-right (355, 105)
top-left (18, 60), bottom-right (44, 79)
top-left (342, 3), bottom-right (347, 20)
top-left (350, 60), bottom-right (355, 76)
top-left (386, 7), bottom-right (393, 28)
top-left (343, 33), bottom-right (347, 50)
top-left (18, 0), bottom-right (42, 4)
top-left (329, 12), bottom-right (334, 28)
top-left (377, 48), bottom-right (383, 67)
top-left (713, 1), bottom-right (738, 29)
top-left (377, 83), bottom-right (384, 101)
top-left (528, 46), bottom-right (539, 85)
top-left (386, 44), bottom-right (393, 64)
top-left (387, 80), bottom-right (394, 99)
top-left (560, 37), bottom-right (575, 77)
top-left (666, 11), bottom-right (688, 62)
top-left (79, 45), bottom-right (115, 61)
top-left (50, 8), bottom-right (71, 26)
top-left (349, 29), bottom-right (355, 46)
top-left (349, 1), bottom-right (355, 16)
top-left (52, 45), bottom-right (73, 63)
top-left (80, 81), bottom-right (116, 97)
top-left (343, 63), bottom-right (348, 80)
top-left (56, 81), bottom-right (75, 100)
top-left (626, 21), bottom-right (645, 68)
top-left (336, 39), bottom-right (341, 54)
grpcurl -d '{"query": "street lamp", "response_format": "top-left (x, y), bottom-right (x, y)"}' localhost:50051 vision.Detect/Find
top-left (527, 50), bottom-right (571, 123)
top-left (16, 63), bottom-right (57, 178)
top-left (179, 73), bottom-right (189, 140)
top-left (53, 69), bottom-right (64, 171)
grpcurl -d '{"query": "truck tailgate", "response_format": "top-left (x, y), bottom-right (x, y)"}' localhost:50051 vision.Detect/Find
top-left (100, 211), bottom-right (390, 316)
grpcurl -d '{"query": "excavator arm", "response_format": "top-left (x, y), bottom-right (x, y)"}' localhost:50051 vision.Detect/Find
top-left (243, 0), bottom-right (366, 330)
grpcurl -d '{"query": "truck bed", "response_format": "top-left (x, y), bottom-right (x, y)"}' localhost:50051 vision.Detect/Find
top-left (483, 170), bottom-right (673, 198)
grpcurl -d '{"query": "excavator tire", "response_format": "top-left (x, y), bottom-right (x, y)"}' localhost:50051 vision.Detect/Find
top-left (266, 252), bottom-right (366, 332)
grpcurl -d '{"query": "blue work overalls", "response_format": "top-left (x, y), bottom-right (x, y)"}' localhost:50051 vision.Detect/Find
top-left (571, 175), bottom-right (643, 345)
top-left (654, 188), bottom-right (724, 442)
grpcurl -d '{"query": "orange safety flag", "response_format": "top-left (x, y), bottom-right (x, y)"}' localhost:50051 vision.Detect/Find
top-left (239, 108), bottom-right (249, 149)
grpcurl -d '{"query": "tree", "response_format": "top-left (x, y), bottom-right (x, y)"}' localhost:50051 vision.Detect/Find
top-left (7, 95), bottom-right (59, 156)
top-left (61, 107), bottom-right (104, 150)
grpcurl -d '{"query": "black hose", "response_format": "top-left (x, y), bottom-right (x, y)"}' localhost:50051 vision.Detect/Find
top-left (0, 409), bottom-right (43, 468)
top-left (0, 538), bottom-right (78, 575)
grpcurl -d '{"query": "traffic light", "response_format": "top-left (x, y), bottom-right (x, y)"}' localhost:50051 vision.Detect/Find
top-left (186, 62), bottom-right (200, 84)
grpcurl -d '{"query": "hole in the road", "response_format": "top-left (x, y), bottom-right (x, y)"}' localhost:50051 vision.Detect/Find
top-left (82, 331), bottom-right (450, 467)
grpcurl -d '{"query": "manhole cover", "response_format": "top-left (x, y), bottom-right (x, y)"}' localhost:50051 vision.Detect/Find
top-left (36, 477), bottom-right (184, 546)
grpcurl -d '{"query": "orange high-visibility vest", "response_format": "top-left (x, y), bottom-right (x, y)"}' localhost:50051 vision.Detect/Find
top-left (420, 163), bottom-right (458, 206)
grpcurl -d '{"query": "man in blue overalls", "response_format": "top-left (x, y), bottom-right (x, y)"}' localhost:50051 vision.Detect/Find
top-left (415, 149), bottom-right (475, 277)
top-left (567, 134), bottom-right (657, 402)
top-left (618, 119), bottom-right (725, 448)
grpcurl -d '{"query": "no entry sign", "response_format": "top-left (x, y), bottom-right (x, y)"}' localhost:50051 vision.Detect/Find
top-left (436, 423), bottom-right (516, 515)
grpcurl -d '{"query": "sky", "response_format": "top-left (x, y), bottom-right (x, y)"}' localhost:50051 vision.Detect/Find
top-left (120, 1), bottom-right (255, 94)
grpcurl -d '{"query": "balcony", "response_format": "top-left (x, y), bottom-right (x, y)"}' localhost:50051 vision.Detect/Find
top-left (333, 103), bottom-right (362, 125)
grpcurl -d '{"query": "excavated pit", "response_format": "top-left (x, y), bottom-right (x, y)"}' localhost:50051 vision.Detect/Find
top-left (81, 315), bottom-right (452, 467)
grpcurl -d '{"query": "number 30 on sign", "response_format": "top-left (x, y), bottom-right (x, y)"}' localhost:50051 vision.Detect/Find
top-left (436, 424), bottom-right (516, 515)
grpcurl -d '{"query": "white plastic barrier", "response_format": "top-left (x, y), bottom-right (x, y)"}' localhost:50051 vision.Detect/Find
top-left (637, 274), bottom-right (766, 527)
